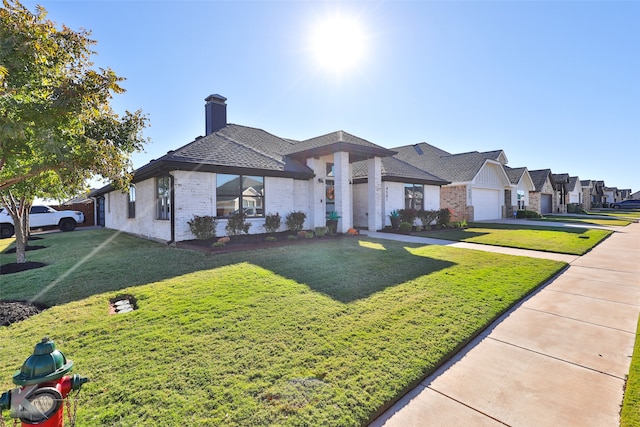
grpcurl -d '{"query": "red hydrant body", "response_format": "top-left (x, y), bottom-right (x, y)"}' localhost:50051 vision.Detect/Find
top-left (0, 338), bottom-right (88, 426)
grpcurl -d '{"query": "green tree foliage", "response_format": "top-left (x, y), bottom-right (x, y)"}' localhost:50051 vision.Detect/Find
top-left (0, 0), bottom-right (149, 262)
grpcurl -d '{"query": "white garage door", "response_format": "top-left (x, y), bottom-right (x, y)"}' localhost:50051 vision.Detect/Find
top-left (473, 189), bottom-right (501, 220)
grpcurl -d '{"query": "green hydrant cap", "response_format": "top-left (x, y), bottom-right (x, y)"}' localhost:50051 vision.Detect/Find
top-left (13, 337), bottom-right (74, 386)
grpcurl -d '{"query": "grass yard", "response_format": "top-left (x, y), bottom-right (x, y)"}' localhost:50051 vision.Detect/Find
top-left (415, 222), bottom-right (612, 255)
top-left (622, 313), bottom-right (640, 427)
top-left (0, 230), bottom-right (566, 426)
top-left (534, 215), bottom-right (632, 227)
top-left (588, 210), bottom-right (640, 220)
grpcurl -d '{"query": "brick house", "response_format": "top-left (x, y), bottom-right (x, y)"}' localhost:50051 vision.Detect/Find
top-left (91, 94), bottom-right (449, 242)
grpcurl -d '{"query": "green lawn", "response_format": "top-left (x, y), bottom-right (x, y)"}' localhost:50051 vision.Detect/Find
top-left (0, 230), bottom-right (566, 426)
top-left (415, 222), bottom-right (612, 255)
top-left (622, 314), bottom-right (640, 427)
top-left (534, 215), bottom-right (632, 227)
top-left (588, 210), bottom-right (640, 220)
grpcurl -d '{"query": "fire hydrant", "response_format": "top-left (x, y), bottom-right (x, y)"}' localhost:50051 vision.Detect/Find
top-left (0, 337), bottom-right (88, 426)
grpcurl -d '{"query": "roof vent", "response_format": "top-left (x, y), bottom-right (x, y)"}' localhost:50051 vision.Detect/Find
top-left (413, 144), bottom-right (423, 155)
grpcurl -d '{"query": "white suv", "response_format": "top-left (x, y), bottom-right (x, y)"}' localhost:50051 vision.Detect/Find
top-left (0, 205), bottom-right (85, 238)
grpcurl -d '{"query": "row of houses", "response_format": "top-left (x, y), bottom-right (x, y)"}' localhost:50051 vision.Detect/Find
top-left (92, 94), bottom-right (633, 243)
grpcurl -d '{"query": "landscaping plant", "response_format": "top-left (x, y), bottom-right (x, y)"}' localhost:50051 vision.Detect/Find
top-left (225, 211), bottom-right (252, 235)
top-left (263, 213), bottom-right (282, 234)
top-left (285, 211), bottom-right (306, 233)
top-left (187, 215), bottom-right (218, 240)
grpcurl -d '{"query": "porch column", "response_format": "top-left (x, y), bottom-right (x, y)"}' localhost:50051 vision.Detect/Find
top-left (306, 157), bottom-right (325, 229)
top-left (334, 151), bottom-right (352, 233)
top-left (368, 156), bottom-right (383, 231)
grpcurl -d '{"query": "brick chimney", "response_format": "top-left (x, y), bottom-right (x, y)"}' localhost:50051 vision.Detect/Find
top-left (205, 94), bottom-right (227, 135)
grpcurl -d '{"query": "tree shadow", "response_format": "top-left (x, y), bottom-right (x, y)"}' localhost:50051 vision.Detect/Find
top-left (249, 239), bottom-right (456, 303)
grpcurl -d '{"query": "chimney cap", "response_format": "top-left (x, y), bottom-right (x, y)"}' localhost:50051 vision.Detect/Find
top-left (205, 94), bottom-right (227, 104)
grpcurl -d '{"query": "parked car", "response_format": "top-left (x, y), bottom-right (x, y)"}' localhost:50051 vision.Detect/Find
top-left (0, 205), bottom-right (85, 238)
top-left (610, 200), bottom-right (640, 210)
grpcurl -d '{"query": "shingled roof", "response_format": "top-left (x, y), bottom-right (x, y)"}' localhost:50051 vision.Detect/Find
top-left (284, 130), bottom-right (397, 162)
top-left (504, 166), bottom-right (528, 185)
top-left (133, 124), bottom-right (314, 182)
top-left (393, 143), bottom-right (505, 183)
top-left (528, 169), bottom-right (553, 192)
top-left (352, 156), bottom-right (450, 185)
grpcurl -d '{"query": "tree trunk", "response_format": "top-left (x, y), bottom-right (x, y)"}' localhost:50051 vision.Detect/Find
top-left (0, 193), bottom-right (32, 264)
top-left (14, 218), bottom-right (28, 263)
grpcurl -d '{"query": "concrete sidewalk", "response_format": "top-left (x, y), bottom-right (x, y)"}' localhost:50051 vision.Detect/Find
top-left (368, 223), bottom-right (640, 426)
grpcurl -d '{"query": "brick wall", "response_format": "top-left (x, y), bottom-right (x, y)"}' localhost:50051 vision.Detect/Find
top-left (440, 185), bottom-right (470, 222)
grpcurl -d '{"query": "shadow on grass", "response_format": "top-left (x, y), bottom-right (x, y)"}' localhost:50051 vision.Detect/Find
top-left (250, 238), bottom-right (455, 303)
top-left (0, 230), bottom-right (455, 306)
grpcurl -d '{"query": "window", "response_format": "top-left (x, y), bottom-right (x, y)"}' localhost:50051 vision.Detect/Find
top-left (404, 183), bottom-right (424, 210)
top-left (128, 185), bottom-right (136, 218)
top-left (156, 176), bottom-right (171, 220)
top-left (216, 174), bottom-right (264, 217)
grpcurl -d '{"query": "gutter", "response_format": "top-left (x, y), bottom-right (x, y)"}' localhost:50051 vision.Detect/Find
top-left (167, 172), bottom-right (175, 245)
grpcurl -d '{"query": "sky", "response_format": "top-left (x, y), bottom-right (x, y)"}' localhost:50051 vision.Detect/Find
top-left (23, 0), bottom-right (640, 192)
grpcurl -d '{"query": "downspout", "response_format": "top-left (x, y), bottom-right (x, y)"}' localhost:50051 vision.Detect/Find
top-left (167, 172), bottom-right (175, 245)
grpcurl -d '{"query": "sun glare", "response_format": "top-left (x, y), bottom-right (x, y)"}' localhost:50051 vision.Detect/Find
top-left (310, 13), bottom-right (367, 75)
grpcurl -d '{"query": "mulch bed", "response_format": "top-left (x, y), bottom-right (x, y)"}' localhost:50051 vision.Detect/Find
top-left (177, 231), bottom-right (348, 254)
top-left (0, 261), bottom-right (48, 275)
top-left (0, 300), bottom-right (47, 326)
top-left (5, 245), bottom-right (47, 254)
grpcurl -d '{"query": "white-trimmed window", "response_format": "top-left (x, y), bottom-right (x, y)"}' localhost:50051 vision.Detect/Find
top-left (128, 185), bottom-right (136, 218)
top-left (156, 176), bottom-right (171, 220)
top-left (216, 174), bottom-right (264, 217)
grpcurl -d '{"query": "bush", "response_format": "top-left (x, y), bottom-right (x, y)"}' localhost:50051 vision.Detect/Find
top-left (315, 227), bottom-right (327, 237)
top-left (264, 213), bottom-right (281, 234)
top-left (438, 208), bottom-right (452, 226)
top-left (285, 211), bottom-right (306, 233)
top-left (418, 210), bottom-right (439, 228)
top-left (515, 210), bottom-right (541, 219)
top-left (287, 235), bottom-right (297, 240)
top-left (305, 231), bottom-right (315, 239)
top-left (187, 215), bottom-right (218, 240)
top-left (265, 236), bottom-right (277, 242)
top-left (399, 221), bottom-right (412, 234)
top-left (225, 212), bottom-right (252, 235)
top-left (398, 208), bottom-right (418, 225)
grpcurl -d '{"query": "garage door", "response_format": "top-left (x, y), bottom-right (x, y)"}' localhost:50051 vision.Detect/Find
top-left (541, 194), bottom-right (553, 214)
top-left (473, 189), bottom-right (501, 220)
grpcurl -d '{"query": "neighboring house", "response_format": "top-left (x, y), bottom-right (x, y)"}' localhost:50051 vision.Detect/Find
top-left (619, 189), bottom-right (632, 200)
top-left (91, 94), bottom-right (449, 242)
top-left (552, 173), bottom-right (570, 213)
top-left (393, 143), bottom-right (513, 221)
top-left (592, 180), bottom-right (606, 207)
top-left (604, 187), bottom-right (619, 205)
top-left (528, 169), bottom-right (556, 214)
top-left (580, 180), bottom-right (593, 211)
top-left (504, 166), bottom-right (535, 213)
top-left (567, 176), bottom-right (582, 205)
top-left (631, 190), bottom-right (640, 200)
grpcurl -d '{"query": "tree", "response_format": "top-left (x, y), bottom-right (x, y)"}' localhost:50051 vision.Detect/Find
top-left (0, 0), bottom-right (149, 263)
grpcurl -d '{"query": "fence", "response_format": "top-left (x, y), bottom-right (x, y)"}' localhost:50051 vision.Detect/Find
top-left (50, 201), bottom-right (95, 227)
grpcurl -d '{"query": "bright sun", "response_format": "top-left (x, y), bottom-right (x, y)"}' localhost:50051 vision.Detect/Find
top-left (310, 13), bottom-right (367, 75)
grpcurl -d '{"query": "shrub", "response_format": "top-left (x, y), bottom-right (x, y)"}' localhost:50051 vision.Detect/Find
top-left (418, 210), bottom-right (439, 228)
top-left (315, 227), bottom-right (327, 237)
top-left (285, 211), bottom-right (306, 233)
top-left (187, 215), bottom-right (218, 240)
top-left (516, 210), bottom-right (541, 219)
top-left (399, 221), bottom-right (412, 234)
top-left (264, 213), bottom-right (282, 234)
top-left (305, 231), bottom-right (315, 239)
top-left (287, 235), bottom-right (297, 240)
top-left (225, 212), bottom-right (252, 235)
top-left (212, 241), bottom-right (226, 247)
top-left (438, 208), bottom-right (452, 226)
top-left (265, 236), bottom-right (277, 242)
top-left (398, 208), bottom-right (418, 225)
